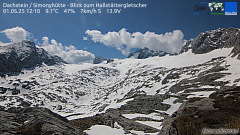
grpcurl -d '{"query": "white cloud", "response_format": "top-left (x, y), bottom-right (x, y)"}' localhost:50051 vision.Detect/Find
top-left (85, 28), bottom-right (185, 55)
top-left (41, 37), bottom-right (95, 64)
top-left (1, 26), bottom-right (30, 43)
top-left (83, 36), bottom-right (88, 40)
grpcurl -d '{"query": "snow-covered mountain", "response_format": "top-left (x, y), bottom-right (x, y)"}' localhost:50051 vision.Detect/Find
top-left (180, 28), bottom-right (240, 57)
top-left (0, 40), bottom-right (66, 73)
top-left (0, 28), bottom-right (240, 135)
top-left (93, 56), bottom-right (106, 64)
top-left (128, 47), bottom-right (171, 59)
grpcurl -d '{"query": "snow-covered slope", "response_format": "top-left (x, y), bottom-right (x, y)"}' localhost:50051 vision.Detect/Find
top-left (0, 47), bottom-right (238, 116)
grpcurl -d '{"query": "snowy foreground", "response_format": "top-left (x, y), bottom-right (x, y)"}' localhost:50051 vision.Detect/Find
top-left (1, 48), bottom-right (240, 134)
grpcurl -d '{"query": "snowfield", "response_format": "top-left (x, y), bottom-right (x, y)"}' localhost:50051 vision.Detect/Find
top-left (0, 47), bottom-right (240, 134)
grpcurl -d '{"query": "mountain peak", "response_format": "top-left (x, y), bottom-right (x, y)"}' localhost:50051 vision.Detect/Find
top-left (0, 40), bottom-right (66, 74)
top-left (128, 47), bottom-right (170, 59)
top-left (180, 27), bottom-right (240, 59)
top-left (22, 40), bottom-right (35, 45)
top-left (93, 56), bottom-right (106, 64)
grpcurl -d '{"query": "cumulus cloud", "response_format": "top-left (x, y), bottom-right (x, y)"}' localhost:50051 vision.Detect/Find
top-left (41, 37), bottom-right (95, 64)
top-left (1, 26), bottom-right (30, 42)
top-left (85, 28), bottom-right (185, 55)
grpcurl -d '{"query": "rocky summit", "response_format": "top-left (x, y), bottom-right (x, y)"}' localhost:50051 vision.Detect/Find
top-left (0, 28), bottom-right (240, 135)
top-left (180, 28), bottom-right (240, 58)
top-left (128, 47), bottom-right (171, 59)
top-left (93, 56), bottom-right (106, 64)
top-left (0, 40), bottom-right (66, 74)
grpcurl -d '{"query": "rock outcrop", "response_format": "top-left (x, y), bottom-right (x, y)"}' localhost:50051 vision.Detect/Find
top-left (0, 107), bottom-right (86, 135)
top-left (128, 47), bottom-right (170, 59)
top-left (93, 56), bottom-right (106, 64)
top-left (159, 86), bottom-right (240, 135)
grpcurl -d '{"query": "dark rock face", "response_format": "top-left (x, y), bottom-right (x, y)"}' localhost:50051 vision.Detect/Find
top-left (159, 86), bottom-right (240, 135)
top-left (0, 40), bottom-right (66, 73)
top-left (119, 95), bottom-right (171, 114)
top-left (128, 47), bottom-right (169, 59)
top-left (93, 56), bottom-right (106, 64)
top-left (180, 28), bottom-right (240, 58)
top-left (107, 59), bottom-right (114, 64)
top-left (0, 107), bottom-right (85, 135)
top-left (36, 48), bottom-right (66, 66)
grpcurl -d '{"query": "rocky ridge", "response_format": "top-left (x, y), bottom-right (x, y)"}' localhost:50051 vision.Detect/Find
top-left (128, 47), bottom-right (171, 59)
top-left (0, 40), bottom-right (66, 73)
top-left (93, 56), bottom-right (106, 64)
top-left (180, 28), bottom-right (240, 59)
top-left (93, 56), bottom-right (114, 64)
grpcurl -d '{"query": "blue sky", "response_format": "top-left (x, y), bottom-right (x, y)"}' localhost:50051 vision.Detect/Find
top-left (0, 0), bottom-right (240, 63)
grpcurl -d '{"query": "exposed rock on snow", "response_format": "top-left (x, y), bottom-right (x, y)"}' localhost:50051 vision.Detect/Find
top-left (0, 107), bottom-right (86, 135)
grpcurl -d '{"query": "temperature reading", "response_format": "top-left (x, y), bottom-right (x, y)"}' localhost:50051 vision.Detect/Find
top-left (106, 9), bottom-right (121, 14)
top-left (45, 9), bottom-right (59, 14)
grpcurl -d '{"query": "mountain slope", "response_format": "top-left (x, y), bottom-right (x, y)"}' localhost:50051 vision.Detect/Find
top-left (0, 47), bottom-right (238, 134)
top-left (0, 40), bottom-right (66, 73)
